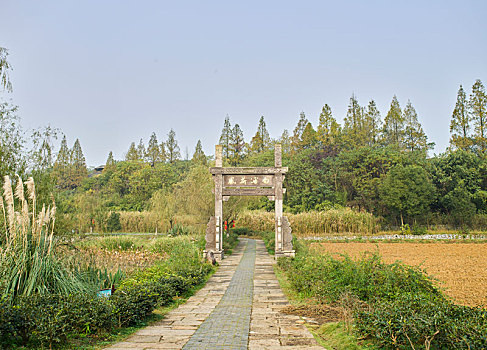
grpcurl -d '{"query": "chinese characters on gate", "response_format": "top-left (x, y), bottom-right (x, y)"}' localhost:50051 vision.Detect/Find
top-left (223, 175), bottom-right (274, 187)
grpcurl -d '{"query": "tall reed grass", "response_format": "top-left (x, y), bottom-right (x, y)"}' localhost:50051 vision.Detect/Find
top-left (0, 176), bottom-right (90, 302)
top-left (237, 209), bottom-right (380, 236)
top-left (118, 211), bottom-right (205, 234)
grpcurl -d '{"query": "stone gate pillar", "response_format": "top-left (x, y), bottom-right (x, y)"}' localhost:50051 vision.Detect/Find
top-left (274, 145), bottom-right (295, 258)
top-left (206, 143), bottom-right (294, 261)
top-left (274, 145), bottom-right (284, 253)
top-left (209, 145), bottom-right (224, 261)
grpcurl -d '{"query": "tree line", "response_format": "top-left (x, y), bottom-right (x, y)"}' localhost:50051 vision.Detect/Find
top-left (1, 46), bottom-right (486, 232)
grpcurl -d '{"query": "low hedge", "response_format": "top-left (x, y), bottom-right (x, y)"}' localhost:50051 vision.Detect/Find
top-left (0, 240), bottom-right (214, 348)
top-left (0, 294), bottom-right (114, 348)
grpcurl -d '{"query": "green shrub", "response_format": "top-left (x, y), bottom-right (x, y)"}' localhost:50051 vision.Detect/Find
top-left (223, 229), bottom-right (239, 254)
top-left (355, 293), bottom-right (487, 349)
top-left (111, 282), bottom-right (166, 327)
top-left (230, 227), bottom-right (253, 236)
top-left (167, 224), bottom-right (192, 236)
top-left (99, 236), bottom-right (137, 251)
top-left (106, 212), bottom-right (122, 232)
top-left (411, 224), bottom-right (427, 235)
top-left (77, 266), bottom-right (125, 290)
top-left (111, 239), bottom-right (214, 327)
top-left (0, 294), bottom-right (114, 348)
top-left (279, 249), bottom-right (441, 303)
top-left (260, 231), bottom-right (275, 254)
top-left (277, 240), bottom-right (487, 350)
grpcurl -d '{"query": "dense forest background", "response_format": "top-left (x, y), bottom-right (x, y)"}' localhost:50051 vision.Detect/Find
top-left (1, 47), bottom-right (486, 234)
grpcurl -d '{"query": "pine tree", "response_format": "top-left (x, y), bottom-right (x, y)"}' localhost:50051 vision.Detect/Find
top-left (383, 95), bottom-right (405, 147)
top-left (159, 142), bottom-right (167, 163)
top-left (317, 104), bottom-right (341, 147)
top-left (70, 138), bottom-right (88, 188)
top-left (301, 122), bottom-right (317, 149)
top-left (279, 129), bottom-right (291, 154)
top-left (146, 132), bottom-right (161, 166)
top-left (249, 116), bottom-right (270, 154)
top-left (166, 129), bottom-right (181, 163)
top-left (403, 100), bottom-right (428, 151)
top-left (469, 79), bottom-right (487, 152)
top-left (364, 100), bottom-right (382, 145)
top-left (0, 47), bottom-right (12, 92)
top-left (105, 151), bottom-right (116, 170)
top-left (291, 112), bottom-right (309, 152)
top-left (125, 142), bottom-right (139, 161)
top-left (230, 124), bottom-right (245, 165)
top-left (343, 94), bottom-right (366, 147)
top-left (137, 139), bottom-right (146, 162)
top-left (192, 140), bottom-right (206, 165)
top-left (450, 85), bottom-right (472, 150)
top-left (219, 115), bottom-right (232, 160)
top-left (53, 135), bottom-right (71, 188)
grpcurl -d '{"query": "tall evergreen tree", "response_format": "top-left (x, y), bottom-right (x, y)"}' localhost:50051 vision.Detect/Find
top-left (136, 139), bottom-right (146, 162)
top-left (250, 116), bottom-right (270, 154)
top-left (192, 140), bottom-right (206, 165)
top-left (146, 132), bottom-right (161, 166)
top-left (279, 129), bottom-right (292, 154)
top-left (403, 100), bottom-right (428, 152)
top-left (450, 85), bottom-right (472, 150)
top-left (291, 112), bottom-right (309, 152)
top-left (219, 115), bottom-right (232, 160)
top-left (343, 94), bottom-right (366, 146)
top-left (230, 124), bottom-right (245, 165)
top-left (105, 151), bottom-right (116, 170)
top-left (125, 142), bottom-right (139, 161)
top-left (383, 95), bottom-right (405, 147)
top-left (317, 104), bottom-right (341, 147)
top-left (301, 122), bottom-right (318, 149)
top-left (469, 79), bottom-right (487, 152)
top-left (364, 100), bottom-right (382, 145)
top-left (0, 47), bottom-right (12, 92)
top-left (159, 142), bottom-right (167, 163)
top-left (70, 138), bottom-right (88, 188)
top-left (166, 129), bottom-right (181, 163)
top-left (53, 135), bottom-right (71, 188)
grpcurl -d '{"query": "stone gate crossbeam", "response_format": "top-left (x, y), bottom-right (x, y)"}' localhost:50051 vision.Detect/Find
top-left (204, 144), bottom-right (295, 260)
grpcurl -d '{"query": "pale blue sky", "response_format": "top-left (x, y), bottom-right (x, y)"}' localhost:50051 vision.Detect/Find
top-left (1, 0), bottom-right (486, 166)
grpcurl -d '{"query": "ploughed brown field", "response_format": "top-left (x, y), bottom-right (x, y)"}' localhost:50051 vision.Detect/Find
top-left (309, 242), bottom-right (487, 308)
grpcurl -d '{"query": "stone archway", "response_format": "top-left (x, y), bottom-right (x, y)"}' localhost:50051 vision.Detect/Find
top-left (204, 144), bottom-right (295, 261)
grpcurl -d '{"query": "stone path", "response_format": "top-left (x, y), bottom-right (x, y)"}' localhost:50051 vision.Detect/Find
top-left (106, 238), bottom-right (322, 350)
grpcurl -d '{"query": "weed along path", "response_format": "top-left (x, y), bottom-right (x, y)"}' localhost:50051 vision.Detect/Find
top-left (106, 238), bottom-right (322, 350)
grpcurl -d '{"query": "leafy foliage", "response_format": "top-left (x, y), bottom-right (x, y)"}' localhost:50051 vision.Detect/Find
top-left (277, 241), bottom-right (487, 350)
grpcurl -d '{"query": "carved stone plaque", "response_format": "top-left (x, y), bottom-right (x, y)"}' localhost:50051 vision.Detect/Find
top-left (223, 175), bottom-right (274, 187)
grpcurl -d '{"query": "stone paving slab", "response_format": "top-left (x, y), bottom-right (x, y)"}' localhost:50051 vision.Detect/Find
top-left (249, 240), bottom-right (321, 350)
top-left (182, 239), bottom-right (256, 350)
top-left (105, 239), bottom-right (246, 350)
top-left (105, 239), bottom-right (323, 350)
